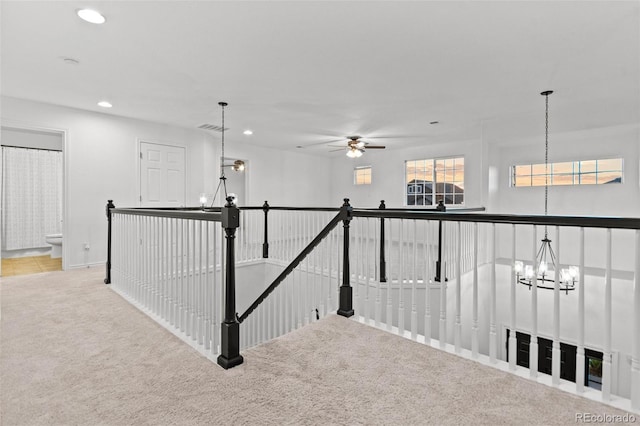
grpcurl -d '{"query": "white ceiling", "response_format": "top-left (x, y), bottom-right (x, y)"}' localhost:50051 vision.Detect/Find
top-left (1, 1), bottom-right (638, 154)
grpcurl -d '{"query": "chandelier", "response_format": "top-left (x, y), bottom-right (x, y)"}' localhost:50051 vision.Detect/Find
top-left (514, 90), bottom-right (578, 294)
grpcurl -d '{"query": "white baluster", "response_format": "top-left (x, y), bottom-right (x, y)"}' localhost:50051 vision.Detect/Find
top-left (576, 227), bottom-right (585, 393)
top-left (472, 222), bottom-right (479, 358)
top-left (375, 216), bottom-right (382, 327)
top-left (455, 221), bottom-right (462, 353)
top-left (530, 225), bottom-right (539, 379)
top-left (489, 223), bottom-right (497, 363)
top-left (386, 220), bottom-right (394, 332)
top-left (164, 217), bottom-right (169, 323)
top-left (439, 221), bottom-right (447, 350)
top-left (602, 228), bottom-right (612, 402)
top-left (632, 229), bottom-right (640, 411)
top-left (424, 220), bottom-right (432, 345)
top-left (204, 221), bottom-right (210, 350)
top-left (365, 217), bottom-right (371, 324)
top-left (198, 220), bottom-right (205, 345)
top-left (509, 224), bottom-right (517, 371)
top-left (398, 219), bottom-right (405, 336)
top-left (412, 220), bottom-right (418, 341)
top-left (552, 226), bottom-right (561, 386)
top-left (304, 255), bottom-right (310, 326)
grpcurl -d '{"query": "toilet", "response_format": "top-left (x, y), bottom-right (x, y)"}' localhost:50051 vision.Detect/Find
top-left (45, 234), bottom-right (63, 258)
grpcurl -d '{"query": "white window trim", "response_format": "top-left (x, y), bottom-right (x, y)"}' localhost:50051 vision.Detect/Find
top-left (404, 155), bottom-right (465, 207)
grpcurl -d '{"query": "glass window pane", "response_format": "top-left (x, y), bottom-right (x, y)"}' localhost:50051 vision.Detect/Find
top-left (580, 160), bottom-right (597, 174)
top-left (531, 163), bottom-right (547, 175)
top-left (514, 165), bottom-right (531, 176)
top-left (580, 173), bottom-right (597, 185)
top-left (531, 175), bottom-right (548, 187)
top-left (597, 158), bottom-right (623, 171)
top-left (599, 172), bottom-right (622, 184)
top-left (552, 162), bottom-right (573, 174)
top-left (552, 174), bottom-right (573, 186)
top-left (514, 175), bottom-right (531, 187)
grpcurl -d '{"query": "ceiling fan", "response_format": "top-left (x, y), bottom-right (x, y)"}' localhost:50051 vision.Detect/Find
top-left (331, 136), bottom-right (386, 158)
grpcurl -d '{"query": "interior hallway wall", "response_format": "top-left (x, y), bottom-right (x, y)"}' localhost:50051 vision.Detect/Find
top-left (1, 96), bottom-right (209, 269)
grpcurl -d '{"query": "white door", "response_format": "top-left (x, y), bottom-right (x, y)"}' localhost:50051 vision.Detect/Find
top-left (140, 142), bottom-right (186, 207)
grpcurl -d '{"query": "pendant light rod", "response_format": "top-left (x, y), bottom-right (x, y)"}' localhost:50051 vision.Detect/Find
top-left (211, 101), bottom-right (229, 207)
top-left (541, 90), bottom-right (553, 238)
top-left (219, 101), bottom-right (228, 181)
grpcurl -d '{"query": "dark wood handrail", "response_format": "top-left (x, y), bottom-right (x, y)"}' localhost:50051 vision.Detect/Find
top-left (352, 209), bottom-right (640, 230)
top-left (238, 206), bottom-right (341, 212)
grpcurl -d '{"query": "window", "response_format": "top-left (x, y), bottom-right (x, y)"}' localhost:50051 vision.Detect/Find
top-left (354, 166), bottom-right (371, 185)
top-left (405, 157), bottom-right (464, 206)
top-left (512, 158), bottom-right (623, 187)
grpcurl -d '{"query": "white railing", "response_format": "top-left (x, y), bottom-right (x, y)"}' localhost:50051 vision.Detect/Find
top-left (235, 207), bottom-right (339, 265)
top-left (239, 223), bottom-right (343, 350)
top-left (106, 202), bottom-right (640, 414)
top-left (346, 212), bottom-right (640, 414)
top-left (110, 209), bottom-right (224, 359)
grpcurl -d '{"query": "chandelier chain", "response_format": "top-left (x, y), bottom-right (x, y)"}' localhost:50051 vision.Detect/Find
top-left (220, 104), bottom-right (226, 179)
top-left (544, 92), bottom-right (550, 238)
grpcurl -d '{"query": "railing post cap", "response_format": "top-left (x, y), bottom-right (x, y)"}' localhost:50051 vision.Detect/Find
top-left (379, 200), bottom-right (386, 209)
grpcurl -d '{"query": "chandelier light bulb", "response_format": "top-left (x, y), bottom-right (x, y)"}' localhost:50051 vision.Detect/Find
top-left (514, 261), bottom-right (524, 274)
top-left (538, 261), bottom-right (548, 275)
top-left (524, 265), bottom-right (534, 279)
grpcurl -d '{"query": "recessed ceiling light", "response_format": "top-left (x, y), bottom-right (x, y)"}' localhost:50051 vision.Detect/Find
top-left (243, 130), bottom-right (253, 135)
top-left (97, 101), bottom-right (112, 108)
top-left (77, 9), bottom-right (106, 24)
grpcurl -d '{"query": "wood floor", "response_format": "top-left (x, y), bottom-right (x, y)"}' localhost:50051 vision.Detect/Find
top-left (1, 255), bottom-right (62, 277)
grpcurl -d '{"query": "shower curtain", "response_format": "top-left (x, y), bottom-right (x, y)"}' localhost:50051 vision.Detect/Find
top-left (1, 146), bottom-right (63, 250)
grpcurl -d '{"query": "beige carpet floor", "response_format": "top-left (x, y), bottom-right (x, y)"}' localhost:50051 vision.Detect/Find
top-left (1, 268), bottom-right (634, 425)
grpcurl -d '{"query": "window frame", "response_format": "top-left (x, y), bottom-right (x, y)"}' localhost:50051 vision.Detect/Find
top-left (353, 165), bottom-right (372, 186)
top-left (405, 155), bottom-right (465, 207)
top-left (511, 158), bottom-right (624, 187)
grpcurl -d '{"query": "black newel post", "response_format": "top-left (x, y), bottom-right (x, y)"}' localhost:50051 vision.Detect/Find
top-left (217, 196), bottom-right (244, 369)
top-left (104, 200), bottom-right (115, 284)
top-left (338, 198), bottom-right (355, 318)
top-left (379, 200), bottom-right (387, 283)
top-left (434, 200), bottom-right (447, 282)
top-left (262, 200), bottom-right (269, 258)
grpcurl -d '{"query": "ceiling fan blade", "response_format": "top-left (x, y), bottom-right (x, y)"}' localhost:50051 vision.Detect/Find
top-left (329, 148), bottom-right (346, 152)
top-left (302, 138), bottom-right (344, 147)
top-left (364, 145), bottom-right (386, 149)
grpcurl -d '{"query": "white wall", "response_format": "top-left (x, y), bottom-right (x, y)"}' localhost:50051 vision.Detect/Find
top-left (217, 141), bottom-right (333, 207)
top-left (1, 96), bottom-right (333, 270)
top-left (487, 123), bottom-right (640, 216)
top-left (328, 139), bottom-right (484, 209)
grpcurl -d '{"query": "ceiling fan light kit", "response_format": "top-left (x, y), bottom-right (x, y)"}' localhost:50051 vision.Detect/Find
top-left (342, 135), bottom-right (385, 158)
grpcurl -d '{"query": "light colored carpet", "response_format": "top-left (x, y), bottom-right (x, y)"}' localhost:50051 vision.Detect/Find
top-left (1, 268), bottom-right (634, 425)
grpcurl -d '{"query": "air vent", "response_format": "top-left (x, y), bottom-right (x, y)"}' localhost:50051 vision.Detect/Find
top-left (198, 123), bottom-right (228, 132)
